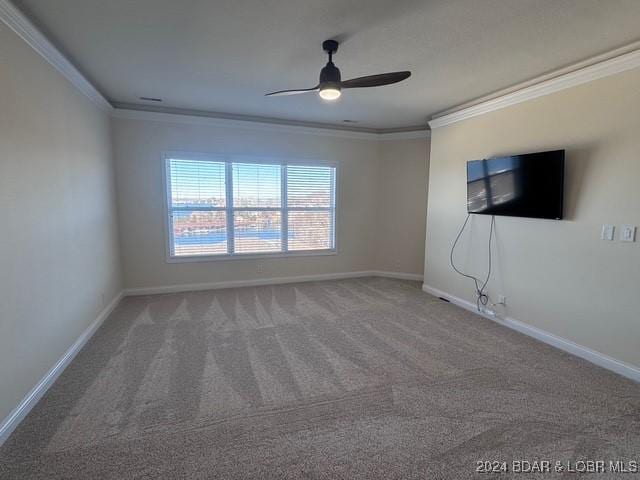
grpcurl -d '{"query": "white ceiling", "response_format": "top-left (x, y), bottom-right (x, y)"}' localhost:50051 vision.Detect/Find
top-left (14, 0), bottom-right (640, 131)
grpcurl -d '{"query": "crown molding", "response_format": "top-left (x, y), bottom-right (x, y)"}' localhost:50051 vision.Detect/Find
top-left (0, 0), bottom-right (427, 135)
top-left (429, 46), bottom-right (640, 129)
top-left (112, 108), bottom-right (430, 141)
top-left (378, 130), bottom-right (431, 140)
top-left (111, 102), bottom-right (385, 135)
top-left (0, 0), bottom-right (112, 111)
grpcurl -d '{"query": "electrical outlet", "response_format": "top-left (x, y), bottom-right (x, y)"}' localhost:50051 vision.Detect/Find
top-left (497, 295), bottom-right (507, 305)
top-left (257, 264), bottom-right (264, 274)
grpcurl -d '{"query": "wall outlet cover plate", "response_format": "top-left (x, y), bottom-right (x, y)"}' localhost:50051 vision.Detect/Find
top-left (620, 225), bottom-right (636, 242)
top-left (601, 224), bottom-right (615, 241)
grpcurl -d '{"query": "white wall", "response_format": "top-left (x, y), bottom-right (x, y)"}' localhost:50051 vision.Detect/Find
top-left (0, 27), bottom-right (122, 422)
top-left (112, 116), bottom-right (378, 289)
top-left (112, 114), bottom-right (429, 289)
top-left (376, 138), bottom-right (429, 274)
top-left (425, 68), bottom-right (640, 368)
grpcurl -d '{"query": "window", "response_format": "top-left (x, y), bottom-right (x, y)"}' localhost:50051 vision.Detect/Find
top-left (165, 154), bottom-right (336, 260)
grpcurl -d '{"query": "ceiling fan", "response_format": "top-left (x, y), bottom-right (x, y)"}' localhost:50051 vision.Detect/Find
top-left (265, 39), bottom-right (411, 101)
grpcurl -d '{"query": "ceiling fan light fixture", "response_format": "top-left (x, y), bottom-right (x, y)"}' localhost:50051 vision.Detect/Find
top-left (319, 84), bottom-right (341, 101)
top-left (264, 39), bottom-right (411, 99)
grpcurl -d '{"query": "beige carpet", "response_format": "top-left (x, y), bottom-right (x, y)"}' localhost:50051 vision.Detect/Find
top-left (1, 277), bottom-right (639, 479)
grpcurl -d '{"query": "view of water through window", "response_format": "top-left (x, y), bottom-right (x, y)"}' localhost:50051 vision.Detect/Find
top-left (167, 158), bottom-right (335, 257)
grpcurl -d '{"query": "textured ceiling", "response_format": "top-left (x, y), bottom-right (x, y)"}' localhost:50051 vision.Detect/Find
top-left (13, 0), bottom-right (640, 130)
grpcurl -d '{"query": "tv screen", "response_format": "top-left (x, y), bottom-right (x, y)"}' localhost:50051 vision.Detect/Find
top-left (467, 149), bottom-right (564, 219)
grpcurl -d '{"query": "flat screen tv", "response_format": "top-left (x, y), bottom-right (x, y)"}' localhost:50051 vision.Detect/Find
top-left (467, 149), bottom-right (564, 219)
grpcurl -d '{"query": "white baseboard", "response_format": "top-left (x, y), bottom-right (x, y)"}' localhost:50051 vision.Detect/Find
top-left (422, 284), bottom-right (640, 383)
top-left (125, 270), bottom-right (423, 296)
top-left (371, 271), bottom-right (424, 281)
top-left (0, 291), bottom-right (124, 447)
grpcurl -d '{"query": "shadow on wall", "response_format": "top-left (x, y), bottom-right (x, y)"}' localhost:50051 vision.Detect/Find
top-left (562, 143), bottom-right (599, 221)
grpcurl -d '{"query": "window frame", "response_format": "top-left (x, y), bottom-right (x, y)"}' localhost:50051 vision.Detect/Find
top-left (162, 151), bottom-right (338, 263)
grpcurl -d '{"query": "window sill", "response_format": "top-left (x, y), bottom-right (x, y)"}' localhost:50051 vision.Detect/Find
top-left (166, 249), bottom-right (337, 264)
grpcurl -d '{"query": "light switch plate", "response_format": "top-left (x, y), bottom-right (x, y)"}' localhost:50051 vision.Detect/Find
top-left (601, 224), bottom-right (615, 241)
top-left (620, 224), bottom-right (636, 242)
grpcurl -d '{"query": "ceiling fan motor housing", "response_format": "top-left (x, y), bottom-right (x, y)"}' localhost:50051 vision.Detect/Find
top-left (319, 62), bottom-right (341, 88)
top-left (322, 39), bottom-right (339, 55)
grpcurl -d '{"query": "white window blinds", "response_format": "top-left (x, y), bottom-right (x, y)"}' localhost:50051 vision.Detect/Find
top-left (166, 157), bottom-right (336, 258)
top-left (286, 165), bottom-right (335, 251)
top-left (168, 159), bottom-right (227, 257)
top-left (232, 163), bottom-right (282, 253)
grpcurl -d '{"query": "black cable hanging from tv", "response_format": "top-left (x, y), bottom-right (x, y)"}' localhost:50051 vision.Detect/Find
top-left (449, 213), bottom-right (495, 311)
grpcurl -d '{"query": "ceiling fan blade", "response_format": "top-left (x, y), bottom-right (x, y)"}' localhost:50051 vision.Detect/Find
top-left (341, 71), bottom-right (411, 89)
top-left (265, 86), bottom-right (319, 96)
